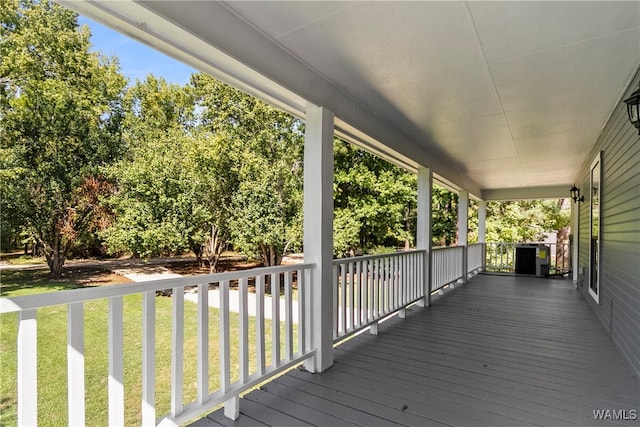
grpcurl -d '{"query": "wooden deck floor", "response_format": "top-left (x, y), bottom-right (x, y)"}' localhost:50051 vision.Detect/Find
top-left (193, 274), bottom-right (639, 427)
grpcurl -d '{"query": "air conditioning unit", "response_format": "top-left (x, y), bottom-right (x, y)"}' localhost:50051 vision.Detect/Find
top-left (515, 244), bottom-right (550, 277)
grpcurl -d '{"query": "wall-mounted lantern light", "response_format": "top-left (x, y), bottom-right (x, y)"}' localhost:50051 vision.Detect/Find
top-left (570, 185), bottom-right (584, 203)
top-left (623, 83), bottom-right (640, 135)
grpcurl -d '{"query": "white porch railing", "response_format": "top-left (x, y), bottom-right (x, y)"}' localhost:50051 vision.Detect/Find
top-left (485, 242), bottom-right (571, 275)
top-left (332, 250), bottom-right (425, 340)
top-left (432, 246), bottom-right (465, 292)
top-left (0, 263), bottom-right (315, 427)
top-left (467, 242), bottom-right (485, 274)
top-left (485, 242), bottom-right (517, 272)
top-left (3, 245), bottom-right (492, 426)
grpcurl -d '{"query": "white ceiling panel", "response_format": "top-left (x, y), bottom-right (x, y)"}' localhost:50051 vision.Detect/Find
top-left (491, 30), bottom-right (639, 115)
top-left (428, 114), bottom-right (517, 160)
top-left (271, 2), bottom-right (502, 124)
top-left (468, 1), bottom-right (640, 65)
top-left (227, 1), bottom-right (361, 39)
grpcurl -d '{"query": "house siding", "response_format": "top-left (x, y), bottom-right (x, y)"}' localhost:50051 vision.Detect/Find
top-left (575, 69), bottom-right (640, 378)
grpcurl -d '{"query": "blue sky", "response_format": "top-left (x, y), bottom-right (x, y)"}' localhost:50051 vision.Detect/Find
top-left (78, 16), bottom-right (196, 86)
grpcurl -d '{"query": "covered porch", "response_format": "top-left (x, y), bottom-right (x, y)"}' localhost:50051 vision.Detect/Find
top-left (197, 274), bottom-right (638, 427)
top-left (3, 1), bottom-right (638, 426)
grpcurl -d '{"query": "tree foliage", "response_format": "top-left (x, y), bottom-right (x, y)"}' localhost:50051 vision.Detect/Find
top-left (101, 76), bottom-right (200, 258)
top-left (432, 185), bottom-right (459, 246)
top-left (1, 2), bottom-right (572, 271)
top-left (333, 139), bottom-right (417, 256)
top-left (102, 74), bottom-right (304, 267)
top-left (191, 75), bottom-right (304, 266)
top-left (486, 199), bottom-right (570, 243)
top-left (102, 76), bottom-right (238, 272)
top-left (0, 0), bottom-right (126, 277)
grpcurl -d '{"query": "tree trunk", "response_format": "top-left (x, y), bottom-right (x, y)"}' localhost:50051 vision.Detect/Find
top-left (44, 232), bottom-right (66, 279)
top-left (48, 251), bottom-right (65, 279)
top-left (204, 224), bottom-right (226, 273)
top-left (557, 226), bottom-right (571, 271)
top-left (259, 243), bottom-right (282, 267)
top-left (270, 248), bottom-right (276, 266)
top-left (259, 243), bottom-right (268, 267)
top-left (209, 256), bottom-right (219, 274)
top-left (272, 246), bottom-right (282, 266)
top-left (192, 244), bottom-right (204, 267)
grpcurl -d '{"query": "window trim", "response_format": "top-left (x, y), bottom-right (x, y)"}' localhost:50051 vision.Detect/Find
top-left (588, 151), bottom-right (602, 304)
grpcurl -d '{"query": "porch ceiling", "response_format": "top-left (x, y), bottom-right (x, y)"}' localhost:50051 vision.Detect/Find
top-left (59, 1), bottom-right (640, 199)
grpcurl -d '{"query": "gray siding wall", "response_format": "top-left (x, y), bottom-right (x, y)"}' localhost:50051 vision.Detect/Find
top-left (575, 70), bottom-right (640, 378)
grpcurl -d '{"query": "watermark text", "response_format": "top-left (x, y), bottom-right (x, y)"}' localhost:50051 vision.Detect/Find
top-left (593, 409), bottom-right (637, 421)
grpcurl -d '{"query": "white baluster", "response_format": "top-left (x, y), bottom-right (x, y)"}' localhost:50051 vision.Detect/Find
top-left (18, 309), bottom-right (37, 427)
top-left (68, 302), bottom-right (85, 426)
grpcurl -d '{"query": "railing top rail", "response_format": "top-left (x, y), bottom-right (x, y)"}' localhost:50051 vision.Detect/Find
top-left (432, 245), bottom-right (465, 252)
top-left (332, 249), bottom-right (426, 265)
top-left (486, 241), bottom-right (567, 245)
top-left (0, 262), bottom-right (316, 314)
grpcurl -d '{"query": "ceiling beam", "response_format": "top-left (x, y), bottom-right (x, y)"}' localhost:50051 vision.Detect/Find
top-left (481, 185), bottom-right (570, 201)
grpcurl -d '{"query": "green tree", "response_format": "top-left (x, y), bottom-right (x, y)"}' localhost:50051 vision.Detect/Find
top-left (192, 74), bottom-right (304, 266)
top-left (333, 139), bottom-right (417, 256)
top-left (0, 0), bottom-right (126, 277)
top-left (486, 199), bottom-right (570, 242)
top-left (102, 75), bottom-right (241, 271)
top-left (432, 185), bottom-right (458, 246)
top-left (189, 130), bottom-right (238, 272)
top-left (102, 76), bottom-right (206, 259)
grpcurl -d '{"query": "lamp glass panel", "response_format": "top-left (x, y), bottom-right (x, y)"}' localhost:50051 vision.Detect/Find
top-left (630, 103), bottom-right (639, 123)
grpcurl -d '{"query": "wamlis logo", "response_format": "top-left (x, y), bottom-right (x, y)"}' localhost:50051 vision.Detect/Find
top-left (593, 409), bottom-right (638, 421)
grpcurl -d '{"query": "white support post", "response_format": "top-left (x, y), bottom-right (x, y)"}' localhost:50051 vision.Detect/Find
top-left (478, 200), bottom-right (487, 272)
top-left (572, 200), bottom-right (580, 285)
top-left (417, 167), bottom-right (433, 307)
top-left (220, 280), bottom-right (238, 420)
top-left (224, 396), bottom-right (240, 420)
top-left (17, 309), bottom-right (37, 427)
top-left (458, 190), bottom-right (469, 284)
top-left (303, 103), bottom-right (334, 373)
top-left (370, 321), bottom-right (379, 336)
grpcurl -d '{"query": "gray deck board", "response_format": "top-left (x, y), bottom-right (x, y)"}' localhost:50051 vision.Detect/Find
top-left (195, 274), bottom-right (639, 427)
top-left (284, 367), bottom-right (542, 427)
top-left (203, 404), bottom-right (270, 427)
top-left (330, 344), bottom-right (608, 426)
top-left (244, 386), bottom-right (363, 427)
top-left (270, 373), bottom-right (454, 427)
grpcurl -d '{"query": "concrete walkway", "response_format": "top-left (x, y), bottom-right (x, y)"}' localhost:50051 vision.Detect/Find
top-left (112, 265), bottom-right (183, 282)
top-left (115, 265), bottom-right (297, 323)
top-left (184, 290), bottom-right (299, 323)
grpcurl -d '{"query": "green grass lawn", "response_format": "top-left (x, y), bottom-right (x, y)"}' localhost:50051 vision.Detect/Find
top-left (0, 270), bottom-right (295, 426)
top-left (0, 251), bottom-right (46, 265)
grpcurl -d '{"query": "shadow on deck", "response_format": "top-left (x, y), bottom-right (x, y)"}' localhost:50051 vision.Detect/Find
top-left (193, 274), bottom-right (639, 427)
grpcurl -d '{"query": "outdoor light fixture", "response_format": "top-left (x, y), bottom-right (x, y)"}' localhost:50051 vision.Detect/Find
top-left (623, 83), bottom-right (640, 135)
top-left (570, 185), bottom-right (584, 203)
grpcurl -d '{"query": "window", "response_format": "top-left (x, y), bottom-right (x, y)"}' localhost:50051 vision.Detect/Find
top-left (589, 152), bottom-right (601, 303)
